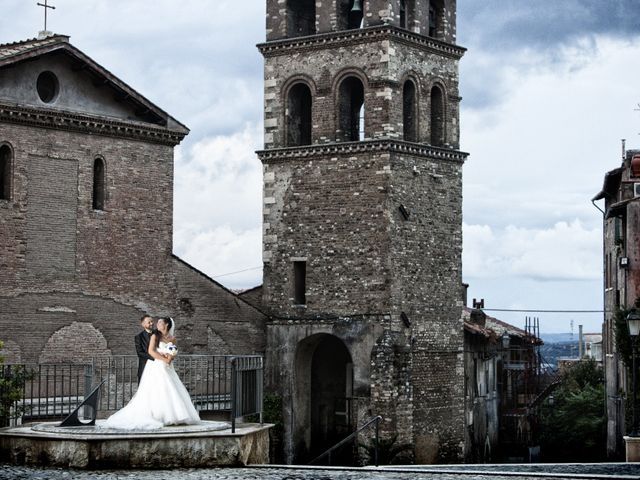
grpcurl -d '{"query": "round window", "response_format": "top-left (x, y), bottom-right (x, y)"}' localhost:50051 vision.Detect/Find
top-left (36, 71), bottom-right (59, 103)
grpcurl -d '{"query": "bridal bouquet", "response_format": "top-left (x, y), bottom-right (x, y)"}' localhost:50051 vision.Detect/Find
top-left (159, 342), bottom-right (178, 357)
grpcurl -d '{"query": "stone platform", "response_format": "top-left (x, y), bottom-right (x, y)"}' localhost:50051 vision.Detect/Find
top-left (0, 421), bottom-right (271, 469)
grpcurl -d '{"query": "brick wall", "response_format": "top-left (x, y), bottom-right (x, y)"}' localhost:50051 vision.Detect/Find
top-left (0, 121), bottom-right (267, 364)
top-left (0, 122), bottom-right (175, 309)
top-left (260, 2), bottom-right (467, 463)
top-left (172, 256), bottom-right (267, 355)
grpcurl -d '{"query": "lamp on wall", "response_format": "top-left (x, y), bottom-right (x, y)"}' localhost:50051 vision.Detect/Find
top-left (627, 308), bottom-right (640, 437)
top-left (501, 331), bottom-right (511, 350)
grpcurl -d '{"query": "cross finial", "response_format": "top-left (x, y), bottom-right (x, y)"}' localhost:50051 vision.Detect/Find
top-left (37, 0), bottom-right (56, 34)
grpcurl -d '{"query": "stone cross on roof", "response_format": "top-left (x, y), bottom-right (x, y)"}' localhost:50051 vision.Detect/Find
top-left (37, 0), bottom-right (56, 36)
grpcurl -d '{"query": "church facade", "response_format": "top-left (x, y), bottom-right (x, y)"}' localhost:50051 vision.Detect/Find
top-left (0, 34), bottom-right (265, 365)
top-left (258, 0), bottom-right (467, 463)
top-left (1, 0), bottom-right (478, 465)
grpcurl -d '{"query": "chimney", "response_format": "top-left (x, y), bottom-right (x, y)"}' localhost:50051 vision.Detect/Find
top-left (578, 324), bottom-right (584, 358)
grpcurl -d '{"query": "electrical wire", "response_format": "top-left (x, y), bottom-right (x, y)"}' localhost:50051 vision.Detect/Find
top-left (483, 308), bottom-right (603, 313)
top-left (212, 266), bottom-right (262, 278)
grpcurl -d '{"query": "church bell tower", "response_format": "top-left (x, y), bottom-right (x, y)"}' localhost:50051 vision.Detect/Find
top-left (258, 0), bottom-right (468, 463)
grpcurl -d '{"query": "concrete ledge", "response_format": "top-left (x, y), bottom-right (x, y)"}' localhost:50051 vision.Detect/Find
top-left (624, 435), bottom-right (640, 462)
top-left (0, 421), bottom-right (272, 469)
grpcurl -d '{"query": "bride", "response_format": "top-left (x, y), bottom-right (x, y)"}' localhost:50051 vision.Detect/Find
top-left (103, 317), bottom-right (201, 430)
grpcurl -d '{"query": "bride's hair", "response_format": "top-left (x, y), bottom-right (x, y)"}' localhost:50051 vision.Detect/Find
top-left (157, 317), bottom-right (173, 335)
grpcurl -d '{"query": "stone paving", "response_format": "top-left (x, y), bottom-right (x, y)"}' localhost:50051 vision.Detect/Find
top-left (1, 464), bottom-right (639, 480)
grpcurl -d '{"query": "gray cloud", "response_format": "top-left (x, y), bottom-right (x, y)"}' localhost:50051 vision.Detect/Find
top-left (458, 0), bottom-right (640, 110)
top-left (459, 0), bottom-right (640, 50)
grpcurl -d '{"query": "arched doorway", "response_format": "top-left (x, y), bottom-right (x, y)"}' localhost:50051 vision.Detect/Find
top-left (294, 334), bottom-right (354, 462)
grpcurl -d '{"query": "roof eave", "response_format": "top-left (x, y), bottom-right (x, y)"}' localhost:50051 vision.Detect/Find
top-left (0, 36), bottom-right (189, 135)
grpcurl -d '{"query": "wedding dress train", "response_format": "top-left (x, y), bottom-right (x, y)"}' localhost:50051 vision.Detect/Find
top-left (103, 342), bottom-right (200, 430)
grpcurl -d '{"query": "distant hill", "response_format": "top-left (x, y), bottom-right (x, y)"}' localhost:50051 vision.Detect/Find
top-left (540, 333), bottom-right (577, 344)
top-left (540, 341), bottom-right (578, 367)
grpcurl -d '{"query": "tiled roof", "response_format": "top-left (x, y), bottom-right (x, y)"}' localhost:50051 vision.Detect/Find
top-left (462, 306), bottom-right (543, 344)
top-left (0, 34), bottom-right (69, 61)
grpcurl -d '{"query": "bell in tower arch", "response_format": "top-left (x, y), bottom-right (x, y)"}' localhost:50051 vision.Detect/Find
top-left (348, 0), bottom-right (364, 29)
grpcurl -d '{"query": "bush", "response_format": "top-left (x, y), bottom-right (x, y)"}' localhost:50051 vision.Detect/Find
top-left (359, 433), bottom-right (412, 466)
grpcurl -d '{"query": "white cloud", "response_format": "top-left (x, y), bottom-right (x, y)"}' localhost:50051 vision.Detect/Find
top-left (463, 37), bottom-right (640, 231)
top-left (174, 225), bottom-right (262, 290)
top-left (463, 220), bottom-right (601, 281)
top-left (173, 123), bottom-right (264, 288)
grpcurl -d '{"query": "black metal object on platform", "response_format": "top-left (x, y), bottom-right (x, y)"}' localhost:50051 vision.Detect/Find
top-left (59, 379), bottom-right (105, 427)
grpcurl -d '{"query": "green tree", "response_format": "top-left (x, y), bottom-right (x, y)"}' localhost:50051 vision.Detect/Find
top-left (0, 341), bottom-right (31, 427)
top-left (539, 359), bottom-right (606, 462)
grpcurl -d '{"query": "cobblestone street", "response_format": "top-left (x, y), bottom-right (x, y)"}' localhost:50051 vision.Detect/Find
top-left (1, 464), bottom-right (639, 480)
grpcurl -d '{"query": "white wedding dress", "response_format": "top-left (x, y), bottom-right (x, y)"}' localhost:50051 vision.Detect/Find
top-left (103, 342), bottom-right (200, 430)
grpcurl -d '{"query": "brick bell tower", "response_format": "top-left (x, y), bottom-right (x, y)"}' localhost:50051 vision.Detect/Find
top-left (258, 0), bottom-right (468, 464)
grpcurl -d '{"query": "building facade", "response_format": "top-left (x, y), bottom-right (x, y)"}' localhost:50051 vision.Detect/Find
top-left (0, 35), bottom-right (266, 366)
top-left (593, 147), bottom-right (640, 458)
top-left (258, 0), bottom-right (468, 463)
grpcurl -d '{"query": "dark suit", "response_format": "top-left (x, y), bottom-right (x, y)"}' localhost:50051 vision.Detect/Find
top-left (135, 330), bottom-right (155, 383)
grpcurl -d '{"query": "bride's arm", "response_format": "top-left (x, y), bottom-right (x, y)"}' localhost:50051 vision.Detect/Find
top-left (148, 333), bottom-right (171, 364)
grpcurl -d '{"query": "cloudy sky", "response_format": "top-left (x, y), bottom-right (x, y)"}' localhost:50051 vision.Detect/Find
top-left (2, 1), bottom-right (639, 333)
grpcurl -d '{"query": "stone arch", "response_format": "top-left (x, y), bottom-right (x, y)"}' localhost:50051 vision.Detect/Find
top-left (287, 0), bottom-right (316, 37)
top-left (429, 82), bottom-right (447, 147)
top-left (92, 156), bottom-right (106, 210)
top-left (0, 142), bottom-right (13, 201)
top-left (334, 70), bottom-right (368, 142)
top-left (283, 78), bottom-right (314, 147)
top-left (0, 340), bottom-right (22, 364)
top-left (39, 322), bottom-right (112, 364)
top-left (293, 333), bottom-right (354, 462)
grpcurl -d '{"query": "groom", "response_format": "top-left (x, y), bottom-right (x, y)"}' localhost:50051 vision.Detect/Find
top-left (135, 314), bottom-right (155, 383)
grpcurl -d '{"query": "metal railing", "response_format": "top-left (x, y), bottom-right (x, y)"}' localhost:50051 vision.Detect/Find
top-left (230, 356), bottom-right (264, 433)
top-left (1, 354), bottom-right (263, 427)
top-left (92, 355), bottom-right (235, 412)
top-left (0, 364), bottom-right (91, 422)
top-left (309, 415), bottom-right (382, 467)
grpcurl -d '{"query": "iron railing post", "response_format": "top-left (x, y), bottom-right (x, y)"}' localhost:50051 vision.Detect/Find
top-left (231, 357), bottom-right (237, 433)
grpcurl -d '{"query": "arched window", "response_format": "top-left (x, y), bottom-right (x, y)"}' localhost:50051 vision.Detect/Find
top-left (92, 157), bottom-right (105, 210)
top-left (286, 83), bottom-right (313, 146)
top-left (429, 0), bottom-right (444, 38)
top-left (430, 85), bottom-right (445, 147)
top-left (403, 80), bottom-right (417, 142)
top-left (400, 0), bottom-right (415, 30)
top-left (0, 144), bottom-right (12, 201)
top-left (338, 0), bottom-right (364, 30)
top-left (338, 76), bottom-right (365, 142)
top-left (287, 0), bottom-right (316, 37)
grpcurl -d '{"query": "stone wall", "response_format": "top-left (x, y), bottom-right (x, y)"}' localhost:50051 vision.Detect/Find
top-left (260, 32), bottom-right (462, 150)
top-left (172, 256), bottom-right (267, 355)
top-left (266, 0), bottom-right (457, 43)
top-left (0, 122), bottom-right (175, 311)
top-left (388, 152), bottom-right (464, 462)
top-left (0, 121), bottom-right (267, 365)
